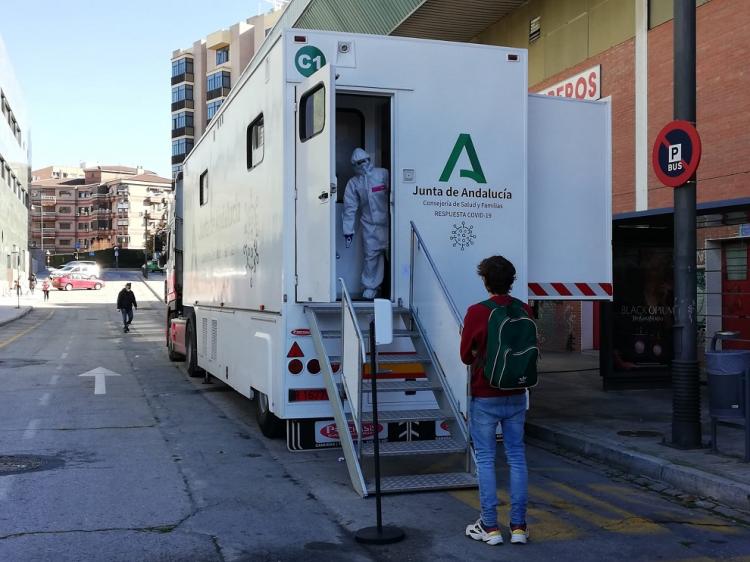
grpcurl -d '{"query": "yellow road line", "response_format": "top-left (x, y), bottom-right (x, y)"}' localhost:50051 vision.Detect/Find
top-left (450, 487), bottom-right (581, 541)
top-left (0, 311), bottom-right (54, 349)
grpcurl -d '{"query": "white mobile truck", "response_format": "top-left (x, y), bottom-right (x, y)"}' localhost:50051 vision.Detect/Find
top-left (166, 29), bottom-right (612, 496)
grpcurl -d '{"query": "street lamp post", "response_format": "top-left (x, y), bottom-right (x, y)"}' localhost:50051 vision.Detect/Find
top-left (11, 244), bottom-right (19, 309)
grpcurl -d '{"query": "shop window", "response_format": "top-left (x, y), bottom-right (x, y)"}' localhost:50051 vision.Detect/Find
top-left (725, 243), bottom-right (747, 281)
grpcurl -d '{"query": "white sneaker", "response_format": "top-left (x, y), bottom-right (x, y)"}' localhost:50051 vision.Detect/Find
top-left (510, 526), bottom-right (529, 544)
top-left (465, 519), bottom-right (503, 545)
top-left (362, 289), bottom-right (377, 300)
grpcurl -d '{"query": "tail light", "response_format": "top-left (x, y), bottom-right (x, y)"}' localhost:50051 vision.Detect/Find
top-left (288, 359), bottom-right (304, 375)
top-left (288, 388), bottom-right (328, 402)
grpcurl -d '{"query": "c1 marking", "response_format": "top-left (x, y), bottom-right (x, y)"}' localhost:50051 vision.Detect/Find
top-left (295, 46), bottom-right (327, 78)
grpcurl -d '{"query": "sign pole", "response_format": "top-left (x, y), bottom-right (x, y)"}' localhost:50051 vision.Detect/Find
top-left (672, 0), bottom-right (701, 448)
top-left (355, 319), bottom-right (404, 545)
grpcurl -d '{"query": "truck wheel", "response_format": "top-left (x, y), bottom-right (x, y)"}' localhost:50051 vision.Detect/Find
top-left (256, 391), bottom-right (284, 438)
top-left (186, 321), bottom-right (202, 377)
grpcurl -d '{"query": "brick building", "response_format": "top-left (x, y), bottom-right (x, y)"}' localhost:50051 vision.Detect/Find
top-left (30, 165), bottom-right (170, 257)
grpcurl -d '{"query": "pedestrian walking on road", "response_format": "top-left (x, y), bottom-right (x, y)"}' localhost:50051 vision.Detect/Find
top-left (117, 282), bottom-right (138, 333)
top-left (41, 279), bottom-right (50, 301)
top-left (28, 274), bottom-right (37, 296)
top-left (461, 256), bottom-right (532, 546)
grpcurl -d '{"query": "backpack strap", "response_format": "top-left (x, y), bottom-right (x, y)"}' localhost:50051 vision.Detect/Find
top-left (479, 299), bottom-right (501, 311)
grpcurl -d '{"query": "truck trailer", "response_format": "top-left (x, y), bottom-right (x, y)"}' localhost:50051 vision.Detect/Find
top-left (165, 29), bottom-right (612, 496)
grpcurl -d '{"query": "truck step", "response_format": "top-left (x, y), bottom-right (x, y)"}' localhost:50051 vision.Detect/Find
top-left (361, 380), bottom-right (440, 393)
top-left (367, 472), bottom-right (476, 494)
top-left (320, 329), bottom-right (418, 339)
top-left (361, 438), bottom-right (466, 457)
top-left (328, 354), bottom-right (432, 365)
top-left (307, 303), bottom-right (410, 315)
top-left (361, 409), bottom-right (449, 423)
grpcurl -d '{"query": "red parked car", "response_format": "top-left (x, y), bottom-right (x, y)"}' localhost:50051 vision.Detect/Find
top-left (52, 273), bottom-right (104, 291)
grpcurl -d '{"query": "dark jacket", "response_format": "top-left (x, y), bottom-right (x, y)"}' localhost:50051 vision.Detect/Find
top-left (117, 288), bottom-right (137, 310)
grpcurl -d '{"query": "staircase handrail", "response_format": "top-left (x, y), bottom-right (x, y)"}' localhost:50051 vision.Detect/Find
top-left (339, 278), bottom-right (367, 454)
top-left (409, 221), bottom-right (471, 440)
top-left (409, 221), bottom-right (463, 329)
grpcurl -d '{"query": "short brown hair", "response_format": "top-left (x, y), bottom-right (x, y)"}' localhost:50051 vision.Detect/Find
top-left (477, 255), bottom-right (516, 295)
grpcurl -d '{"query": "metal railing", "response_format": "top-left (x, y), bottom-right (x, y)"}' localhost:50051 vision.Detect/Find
top-left (339, 278), bottom-right (367, 457)
top-left (409, 221), bottom-right (471, 422)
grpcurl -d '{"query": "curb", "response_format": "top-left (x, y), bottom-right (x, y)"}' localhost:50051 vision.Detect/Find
top-left (526, 421), bottom-right (750, 512)
top-left (0, 306), bottom-right (34, 328)
top-left (139, 275), bottom-right (165, 304)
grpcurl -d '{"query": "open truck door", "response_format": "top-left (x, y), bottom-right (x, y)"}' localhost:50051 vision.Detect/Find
top-left (295, 65), bottom-right (337, 302)
top-left (527, 94), bottom-right (613, 299)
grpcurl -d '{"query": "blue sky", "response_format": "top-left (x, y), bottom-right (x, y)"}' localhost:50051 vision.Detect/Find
top-left (1, 0), bottom-right (275, 178)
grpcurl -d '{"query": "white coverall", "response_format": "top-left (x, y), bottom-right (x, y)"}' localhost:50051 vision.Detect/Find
top-left (342, 148), bottom-right (389, 298)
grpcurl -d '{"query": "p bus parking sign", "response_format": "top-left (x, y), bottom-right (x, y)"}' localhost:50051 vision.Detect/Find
top-left (652, 120), bottom-right (702, 188)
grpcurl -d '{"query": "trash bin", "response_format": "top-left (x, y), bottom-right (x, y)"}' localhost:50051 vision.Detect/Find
top-left (705, 331), bottom-right (750, 462)
top-left (705, 350), bottom-right (748, 419)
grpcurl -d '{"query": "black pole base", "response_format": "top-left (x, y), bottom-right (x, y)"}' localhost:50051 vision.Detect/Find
top-left (355, 525), bottom-right (405, 545)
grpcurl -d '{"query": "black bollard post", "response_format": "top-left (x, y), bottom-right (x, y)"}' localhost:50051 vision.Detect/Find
top-left (355, 319), bottom-right (404, 545)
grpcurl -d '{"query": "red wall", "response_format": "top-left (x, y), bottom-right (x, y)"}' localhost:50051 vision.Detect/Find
top-left (531, 0), bottom-right (750, 214)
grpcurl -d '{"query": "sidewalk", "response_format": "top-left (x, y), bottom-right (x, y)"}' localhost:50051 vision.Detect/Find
top-left (529, 351), bottom-right (750, 512)
top-left (138, 272), bottom-right (166, 304)
top-left (0, 292), bottom-right (34, 327)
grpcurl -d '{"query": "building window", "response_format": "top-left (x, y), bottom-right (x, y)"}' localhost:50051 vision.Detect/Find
top-left (247, 114), bottom-right (264, 169)
top-left (171, 84), bottom-right (194, 103)
top-left (59, 239), bottom-right (71, 246)
top-left (171, 57), bottom-right (194, 77)
top-left (172, 111), bottom-right (194, 130)
top-left (200, 170), bottom-right (208, 206)
top-left (206, 99), bottom-right (223, 123)
top-left (216, 47), bottom-right (229, 65)
top-left (300, 84), bottom-right (326, 141)
top-left (726, 242), bottom-right (748, 281)
top-left (207, 71), bottom-right (231, 93)
top-left (172, 138), bottom-right (194, 157)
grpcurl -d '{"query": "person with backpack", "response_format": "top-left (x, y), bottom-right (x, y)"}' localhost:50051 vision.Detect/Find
top-left (41, 278), bottom-right (50, 301)
top-left (461, 255), bottom-right (537, 546)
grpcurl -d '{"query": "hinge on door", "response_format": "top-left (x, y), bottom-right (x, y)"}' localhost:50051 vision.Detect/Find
top-left (293, 101), bottom-right (298, 113)
top-left (294, 274), bottom-right (299, 286)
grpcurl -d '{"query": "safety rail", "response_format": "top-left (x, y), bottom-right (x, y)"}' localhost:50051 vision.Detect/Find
top-left (339, 278), bottom-right (367, 457)
top-left (409, 221), bottom-right (471, 424)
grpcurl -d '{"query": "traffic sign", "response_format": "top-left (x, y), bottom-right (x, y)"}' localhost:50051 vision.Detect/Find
top-left (652, 120), bottom-right (702, 188)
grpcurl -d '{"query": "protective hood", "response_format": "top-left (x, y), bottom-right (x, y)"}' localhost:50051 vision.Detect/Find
top-left (351, 147), bottom-right (373, 175)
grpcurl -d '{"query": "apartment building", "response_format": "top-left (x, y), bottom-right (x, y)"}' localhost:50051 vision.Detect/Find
top-left (31, 165), bottom-right (85, 182)
top-left (171, 11), bottom-right (281, 177)
top-left (0, 34), bottom-right (30, 294)
top-left (30, 166), bottom-right (170, 255)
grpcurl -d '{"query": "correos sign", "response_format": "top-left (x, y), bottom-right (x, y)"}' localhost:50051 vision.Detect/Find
top-left (540, 65), bottom-right (601, 101)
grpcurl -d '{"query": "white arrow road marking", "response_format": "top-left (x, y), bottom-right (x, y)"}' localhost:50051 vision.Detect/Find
top-left (79, 367), bottom-right (121, 395)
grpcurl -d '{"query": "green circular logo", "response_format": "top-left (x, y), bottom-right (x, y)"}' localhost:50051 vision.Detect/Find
top-left (295, 46), bottom-right (327, 78)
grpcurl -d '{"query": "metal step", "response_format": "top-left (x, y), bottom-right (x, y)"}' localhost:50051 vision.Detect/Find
top-left (361, 438), bottom-right (466, 457)
top-left (328, 354), bottom-right (432, 365)
top-left (320, 329), bottom-right (418, 339)
top-left (306, 303), bottom-right (410, 315)
top-left (361, 380), bottom-right (439, 393)
top-left (361, 409), bottom-right (449, 423)
top-left (368, 472), bottom-right (477, 494)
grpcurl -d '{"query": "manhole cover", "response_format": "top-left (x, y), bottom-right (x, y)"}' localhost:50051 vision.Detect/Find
top-left (617, 430), bottom-right (662, 438)
top-left (0, 455), bottom-right (63, 475)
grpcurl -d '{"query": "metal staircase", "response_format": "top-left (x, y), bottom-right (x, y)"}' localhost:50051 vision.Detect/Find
top-left (304, 222), bottom-right (477, 497)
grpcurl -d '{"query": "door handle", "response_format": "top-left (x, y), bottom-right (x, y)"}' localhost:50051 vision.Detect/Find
top-left (318, 191), bottom-right (329, 202)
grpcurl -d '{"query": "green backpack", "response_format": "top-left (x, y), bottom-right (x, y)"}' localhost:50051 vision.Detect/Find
top-left (481, 299), bottom-right (539, 390)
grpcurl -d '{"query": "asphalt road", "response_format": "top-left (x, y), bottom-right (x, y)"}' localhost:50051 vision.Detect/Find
top-left (0, 269), bottom-right (748, 561)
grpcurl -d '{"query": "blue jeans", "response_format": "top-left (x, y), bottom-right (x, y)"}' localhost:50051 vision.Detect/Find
top-left (121, 308), bottom-right (134, 327)
top-left (470, 394), bottom-right (528, 528)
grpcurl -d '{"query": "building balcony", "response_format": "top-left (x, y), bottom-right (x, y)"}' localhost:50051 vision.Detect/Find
top-left (172, 153), bottom-right (187, 165)
top-left (171, 99), bottom-right (194, 112)
top-left (171, 72), bottom-right (194, 86)
top-left (207, 87), bottom-right (230, 101)
top-left (171, 126), bottom-right (194, 139)
top-left (41, 197), bottom-right (56, 206)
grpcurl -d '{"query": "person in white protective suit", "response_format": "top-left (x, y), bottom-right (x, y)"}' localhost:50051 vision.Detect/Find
top-left (343, 148), bottom-right (389, 300)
